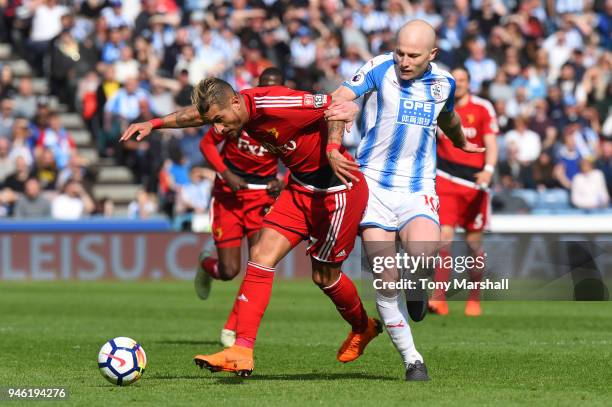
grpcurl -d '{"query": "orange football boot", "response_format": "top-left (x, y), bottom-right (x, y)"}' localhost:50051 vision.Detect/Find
top-left (194, 345), bottom-right (254, 377)
top-left (465, 300), bottom-right (482, 317)
top-left (337, 318), bottom-right (383, 363)
top-left (428, 299), bottom-right (449, 316)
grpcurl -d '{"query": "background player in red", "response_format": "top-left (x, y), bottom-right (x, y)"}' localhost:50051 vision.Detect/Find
top-left (429, 67), bottom-right (499, 317)
top-left (194, 68), bottom-right (284, 348)
top-left (120, 78), bottom-right (380, 377)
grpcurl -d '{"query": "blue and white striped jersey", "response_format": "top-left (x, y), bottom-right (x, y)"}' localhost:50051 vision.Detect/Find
top-left (342, 53), bottom-right (456, 193)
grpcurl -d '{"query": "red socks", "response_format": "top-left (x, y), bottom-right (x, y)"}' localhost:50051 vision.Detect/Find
top-left (321, 273), bottom-right (369, 333)
top-left (234, 262), bottom-right (275, 349)
top-left (468, 249), bottom-right (485, 302)
top-left (201, 257), bottom-right (220, 280)
top-left (224, 299), bottom-right (238, 331)
top-left (433, 246), bottom-right (451, 301)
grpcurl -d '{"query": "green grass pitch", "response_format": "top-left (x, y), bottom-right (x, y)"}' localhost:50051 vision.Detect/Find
top-left (1, 280), bottom-right (611, 406)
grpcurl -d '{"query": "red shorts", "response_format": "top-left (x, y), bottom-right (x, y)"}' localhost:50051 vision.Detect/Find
top-left (263, 173), bottom-right (368, 263)
top-left (437, 175), bottom-right (490, 232)
top-left (211, 189), bottom-right (276, 248)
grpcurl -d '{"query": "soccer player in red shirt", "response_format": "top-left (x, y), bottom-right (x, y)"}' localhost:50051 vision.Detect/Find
top-left (120, 78), bottom-right (381, 377)
top-left (429, 67), bottom-right (499, 317)
top-left (194, 69), bottom-right (283, 348)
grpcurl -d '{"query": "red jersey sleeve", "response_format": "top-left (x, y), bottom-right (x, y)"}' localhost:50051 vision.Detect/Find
top-left (247, 86), bottom-right (332, 130)
top-left (479, 97), bottom-right (499, 136)
top-left (199, 128), bottom-right (227, 173)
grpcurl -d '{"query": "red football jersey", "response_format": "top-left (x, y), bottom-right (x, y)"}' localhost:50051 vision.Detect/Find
top-left (240, 86), bottom-right (350, 190)
top-left (199, 127), bottom-right (278, 191)
top-left (437, 95), bottom-right (498, 172)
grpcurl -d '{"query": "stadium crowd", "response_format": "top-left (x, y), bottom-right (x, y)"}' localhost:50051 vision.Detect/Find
top-left (0, 0), bottom-right (610, 220)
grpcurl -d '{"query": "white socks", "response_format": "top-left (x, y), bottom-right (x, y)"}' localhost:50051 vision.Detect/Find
top-left (376, 292), bottom-right (423, 368)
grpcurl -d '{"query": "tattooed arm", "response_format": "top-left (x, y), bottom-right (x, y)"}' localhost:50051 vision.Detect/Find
top-left (119, 105), bottom-right (207, 142)
top-left (326, 120), bottom-right (360, 188)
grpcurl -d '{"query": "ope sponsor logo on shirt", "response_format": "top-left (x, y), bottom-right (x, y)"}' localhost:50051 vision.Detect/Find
top-left (396, 99), bottom-right (435, 127)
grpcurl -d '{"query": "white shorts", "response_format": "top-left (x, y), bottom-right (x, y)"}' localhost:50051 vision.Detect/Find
top-left (360, 176), bottom-right (440, 231)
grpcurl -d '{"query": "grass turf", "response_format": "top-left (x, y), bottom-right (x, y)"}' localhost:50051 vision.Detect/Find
top-left (0, 280), bottom-right (611, 406)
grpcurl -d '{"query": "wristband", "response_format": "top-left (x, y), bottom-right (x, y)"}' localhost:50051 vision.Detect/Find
top-left (484, 164), bottom-right (495, 174)
top-left (149, 118), bottom-right (163, 129)
top-left (326, 143), bottom-right (341, 153)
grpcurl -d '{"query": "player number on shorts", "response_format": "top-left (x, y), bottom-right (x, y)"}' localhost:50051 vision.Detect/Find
top-left (473, 213), bottom-right (483, 230)
top-left (424, 195), bottom-right (439, 213)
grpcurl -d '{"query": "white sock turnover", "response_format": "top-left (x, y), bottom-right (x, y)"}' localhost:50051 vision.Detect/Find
top-left (376, 292), bottom-right (423, 368)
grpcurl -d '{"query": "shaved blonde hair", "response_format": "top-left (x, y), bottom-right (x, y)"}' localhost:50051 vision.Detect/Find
top-left (191, 77), bottom-right (236, 117)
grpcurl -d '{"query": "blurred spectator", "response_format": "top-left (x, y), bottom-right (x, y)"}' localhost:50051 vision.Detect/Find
top-left (571, 159), bottom-right (610, 209)
top-left (176, 167), bottom-right (213, 215)
top-left (173, 69), bottom-right (194, 107)
top-left (498, 142), bottom-right (531, 189)
top-left (56, 154), bottom-right (96, 194)
top-left (529, 99), bottom-right (557, 150)
top-left (504, 116), bottom-right (541, 164)
top-left (529, 152), bottom-right (559, 190)
top-left (103, 77), bottom-right (152, 155)
top-left (13, 77), bottom-right (38, 120)
top-left (101, 0), bottom-right (132, 29)
top-left (0, 65), bottom-right (16, 99)
top-left (0, 138), bottom-right (14, 182)
top-left (597, 138), bottom-right (612, 200)
top-left (33, 148), bottom-right (58, 191)
top-left (114, 46), bottom-right (140, 84)
top-left (35, 112), bottom-right (76, 170)
top-left (93, 197), bottom-right (115, 218)
top-left (101, 27), bottom-right (125, 64)
top-left (49, 28), bottom-right (79, 108)
top-left (128, 189), bottom-right (158, 219)
top-left (0, 98), bottom-right (15, 140)
top-left (178, 127), bottom-right (206, 168)
top-left (4, 155), bottom-right (32, 193)
top-left (13, 177), bottom-right (51, 218)
top-left (27, 0), bottom-right (70, 75)
top-left (8, 119), bottom-right (34, 167)
top-left (505, 87), bottom-right (534, 119)
top-left (51, 179), bottom-right (94, 220)
top-left (554, 130), bottom-right (583, 189)
top-left (465, 41), bottom-right (497, 93)
top-left (0, 188), bottom-right (17, 217)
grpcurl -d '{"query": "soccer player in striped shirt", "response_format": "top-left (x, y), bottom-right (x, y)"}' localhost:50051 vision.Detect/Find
top-left (326, 20), bottom-right (483, 380)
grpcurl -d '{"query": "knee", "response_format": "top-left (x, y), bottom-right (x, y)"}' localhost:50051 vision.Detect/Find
top-left (311, 266), bottom-right (341, 288)
top-left (219, 261), bottom-right (240, 281)
top-left (217, 260), bottom-right (240, 281)
top-left (249, 242), bottom-right (264, 263)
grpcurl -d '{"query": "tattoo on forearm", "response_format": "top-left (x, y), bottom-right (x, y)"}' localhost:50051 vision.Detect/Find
top-left (162, 106), bottom-right (205, 128)
top-left (327, 120), bottom-right (344, 144)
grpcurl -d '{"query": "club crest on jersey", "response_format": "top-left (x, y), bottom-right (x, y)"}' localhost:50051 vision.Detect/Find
top-left (214, 227), bottom-right (223, 238)
top-left (313, 94), bottom-right (327, 108)
top-left (350, 72), bottom-right (365, 86)
top-left (303, 94), bottom-right (314, 106)
top-left (266, 128), bottom-right (280, 139)
top-left (430, 82), bottom-right (443, 102)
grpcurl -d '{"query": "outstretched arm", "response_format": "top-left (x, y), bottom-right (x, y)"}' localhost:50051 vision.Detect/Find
top-left (437, 110), bottom-right (484, 153)
top-left (120, 105), bottom-right (206, 142)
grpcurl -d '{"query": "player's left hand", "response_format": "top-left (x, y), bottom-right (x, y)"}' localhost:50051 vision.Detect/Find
top-left (324, 101), bottom-right (360, 132)
top-left (474, 170), bottom-right (493, 189)
top-left (327, 149), bottom-right (360, 189)
top-left (266, 178), bottom-right (283, 198)
top-left (457, 141), bottom-right (486, 154)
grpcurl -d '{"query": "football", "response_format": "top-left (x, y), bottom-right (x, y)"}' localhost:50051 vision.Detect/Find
top-left (97, 337), bottom-right (147, 386)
